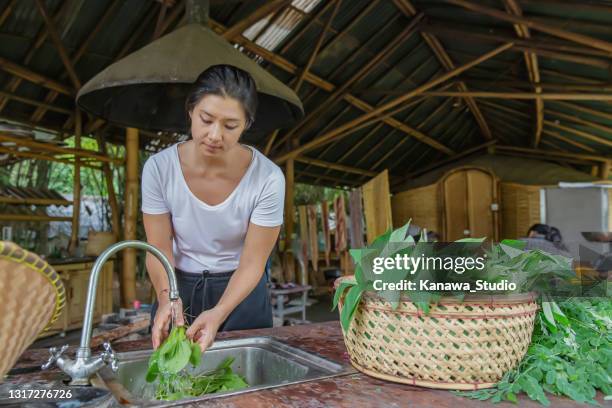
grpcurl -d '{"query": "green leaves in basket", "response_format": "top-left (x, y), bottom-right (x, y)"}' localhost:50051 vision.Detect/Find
top-left (457, 298), bottom-right (612, 406)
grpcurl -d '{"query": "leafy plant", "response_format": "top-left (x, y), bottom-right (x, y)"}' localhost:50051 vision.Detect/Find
top-left (146, 326), bottom-right (248, 400)
top-left (332, 221), bottom-right (577, 332)
top-left (458, 298), bottom-right (611, 406)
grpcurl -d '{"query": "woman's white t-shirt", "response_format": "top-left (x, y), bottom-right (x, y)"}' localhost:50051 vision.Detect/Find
top-left (141, 142), bottom-right (285, 274)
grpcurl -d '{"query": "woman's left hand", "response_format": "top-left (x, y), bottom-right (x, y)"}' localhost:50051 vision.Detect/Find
top-left (185, 307), bottom-right (227, 352)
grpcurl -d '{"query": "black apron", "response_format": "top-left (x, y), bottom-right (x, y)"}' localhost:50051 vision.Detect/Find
top-left (150, 268), bottom-right (272, 332)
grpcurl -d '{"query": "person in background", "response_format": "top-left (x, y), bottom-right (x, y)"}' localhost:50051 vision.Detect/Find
top-left (521, 224), bottom-right (572, 257)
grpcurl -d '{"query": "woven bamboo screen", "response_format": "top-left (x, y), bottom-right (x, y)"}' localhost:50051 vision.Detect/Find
top-left (500, 183), bottom-right (542, 239)
top-left (362, 170), bottom-right (393, 244)
top-left (391, 184), bottom-right (441, 233)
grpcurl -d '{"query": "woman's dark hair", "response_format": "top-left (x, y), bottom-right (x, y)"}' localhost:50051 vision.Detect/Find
top-left (527, 223), bottom-right (563, 244)
top-left (185, 64), bottom-right (258, 129)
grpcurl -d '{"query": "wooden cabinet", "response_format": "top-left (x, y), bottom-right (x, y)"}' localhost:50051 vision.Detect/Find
top-left (39, 260), bottom-right (114, 338)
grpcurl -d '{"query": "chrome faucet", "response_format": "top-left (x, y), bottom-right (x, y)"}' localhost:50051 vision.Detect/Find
top-left (42, 240), bottom-right (180, 385)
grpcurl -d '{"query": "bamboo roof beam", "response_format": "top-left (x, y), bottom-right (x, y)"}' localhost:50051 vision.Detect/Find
top-left (0, 214), bottom-right (73, 222)
top-left (315, 0), bottom-right (381, 58)
top-left (495, 145), bottom-right (611, 163)
top-left (0, 197), bottom-right (71, 206)
top-left (294, 0), bottom-right (342, 92)
top-left (0, 56), bottom-right (74, 96)
top-left (279, 0), bottom-right (336, 54)
top-left (503, 0), bottom-right (543, 148)
top-left (550, 100), bottom-right (612, 123)
top-left (222, 0), bottom-right (292, 41)
top-left (32, 0), bottom-right (122, 124)
top-left (0, 0), bottom-right (71, 112)
top-left (446, 0), bottom-right (612, 54)
top-left (371, 98), bottom-right (455, 171)
top-left (294, 157), bottom-right (377, 177)
top-left (422, 23), bottom-right (611, 58)
top-left (0, 90), bottom-right (72, 115)
top-left (34, 0), bottom-right (81, 88)
top-left (0, 0), bottom-right (16, 27)
top-left (421, 25), bottom-right (612, 69)
top-left (0, 147), bottom-right (101, 169)
top-left (209, 19), bottom-right (455, 157)
top-left (295, 169), bottom-right (361, 186)
top-left (276, 13), bottom-right (424, 150)
top-left (274, 42), bottom-right (513, 164)
top-left (479, 100), bottom-right (606, 151)
top-left (393, 0), bottom-right (493, 141)
top-left (0, 133), bottom-right (123, 164)
top-left (423, 91), bottom-right (612, 101)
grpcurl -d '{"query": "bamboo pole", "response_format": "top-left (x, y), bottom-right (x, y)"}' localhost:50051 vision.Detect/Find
top-left (503, 0), bottom-right (543, 148)
top-left (0, 89), bottom-right (72, 114)
top-left (69, 110), bottom-right (82, 255)
top-left (122, 128), bottom-right (139, 307)
top-left (423, 91), bottom-right (612, 101)
top-left (599, 161), bottom-right (611, 180)
top-left (96, 134), bottom-right (121, 241)
top-left (275, 42), bottom-right (513, 164)
top-left (278, 13), bottom-right (424, 149)
top-left (284, 159), bottom-right (295, 283)
top-left (0, 197), bottom-right (71, 206)
top-left (496, 145), bottom-right (610, 163)
top-left (0, 146), bottom-right (101, 169)
top-left (0, 0), bottom-right (72, 113)
top-left (210, 19), bottom-right (453, 154)
top-left (0, 133), bottom-right (122, 163)
top-left (34, 0), bottom-right (81, 89)
top-left (0, 214), bottom-right (72, 222)
top-left (279, 0), bottom-right (335, 54)
top-left (393, 0), bottom-right (493, 141)
top-left (223, 0), bottom-right (292, 40)
top-left (295, 157), bottom-right (377, 177)
top-left (0, 56), bottom-right (74, 96)
top-left (478, 100), bottom-right (612, 149)
top-left (294, 0), bottom-right (342, 93)
top-left (447, 0), bottom-right (612, 53)
top-left (32, 0), bottom-right (121, 123)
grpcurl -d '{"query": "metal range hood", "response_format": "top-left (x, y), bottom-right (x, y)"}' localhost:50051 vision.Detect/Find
top-left (76, 1), bottom-right (303, 134)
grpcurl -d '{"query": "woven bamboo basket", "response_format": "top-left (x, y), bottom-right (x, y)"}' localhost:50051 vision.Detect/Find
top-left (0, 241), bottom-right (65, 378)
top-left (336, 277), bottom-right (538, 390)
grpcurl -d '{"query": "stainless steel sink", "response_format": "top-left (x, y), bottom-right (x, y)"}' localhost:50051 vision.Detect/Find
top-left (94, 337), bottom-right (352, 406)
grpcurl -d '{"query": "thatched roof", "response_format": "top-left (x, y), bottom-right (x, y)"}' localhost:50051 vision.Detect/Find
top-left (0, 0), bottom-right (610, 185)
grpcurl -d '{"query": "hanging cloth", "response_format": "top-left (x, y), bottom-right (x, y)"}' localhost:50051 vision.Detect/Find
top-left (321, 200), bottom-right (331, 266)
top-left (307, 205), bottom-right (319, 272)
top-left (334, 194), bottom-right (348, 255)
top-left (349, 189), bottom-right (365, 249)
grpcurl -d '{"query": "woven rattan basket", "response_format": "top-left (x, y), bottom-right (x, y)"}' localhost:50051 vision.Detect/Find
top-left (0, 241), bottom-right (65, 378)
top-left (336, 277), bottom-right (538, 390)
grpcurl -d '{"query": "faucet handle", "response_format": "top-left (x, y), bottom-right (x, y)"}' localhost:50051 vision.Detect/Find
top-left (101, 342), bottom-right (118, 372)
top-left (42, 344), bottom-right (69, 370)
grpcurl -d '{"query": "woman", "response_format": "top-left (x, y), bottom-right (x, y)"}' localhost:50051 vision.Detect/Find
top-left (522, 223), bottom-right (571, 257)
top-left (141, 64), bottom-right (284, 352)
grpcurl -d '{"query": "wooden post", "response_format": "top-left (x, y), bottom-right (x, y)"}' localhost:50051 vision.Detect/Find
top-left (599, 162), bottom-right (611, 180)
top-left (284, 159), bottom-right (295, 283)
top-left (69, 109), bottom-right (82, 254)
top-left (122, 127), bottom-right (139, 307)
top-left (96, 133), bottom-right (121, 241)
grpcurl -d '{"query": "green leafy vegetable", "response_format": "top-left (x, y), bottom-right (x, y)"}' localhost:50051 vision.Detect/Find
top-left (146, 327), bottom-right (248, 400)
top-left (458, 298), bottom-right (612, 406)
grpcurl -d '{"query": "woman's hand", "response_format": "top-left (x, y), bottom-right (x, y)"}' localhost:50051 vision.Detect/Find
top-left (185, 307), bottom-right (227, 353)
top-left (152, 298), bottom-right (186, 349)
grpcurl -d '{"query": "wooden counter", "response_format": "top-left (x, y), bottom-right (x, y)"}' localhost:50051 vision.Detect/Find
top-left (10, 322), bottom-right (596, 407)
